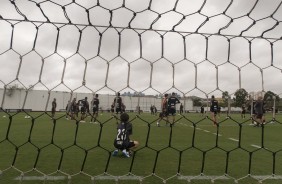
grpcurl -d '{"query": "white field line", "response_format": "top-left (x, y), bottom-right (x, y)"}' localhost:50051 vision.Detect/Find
top-left (152, 121), bottom-right (269, 151)
top-left (228, 138), bottom-right (239, 142)
top-left (178, 175), bottom-right (282, 180)
top-left (178, 175), bottom-right (229, 180)
top-left (93, 175), bottom-right (142, 180)
top-left (251, 144), bottom-right (261, 148)
top-left (252, 175), bottom-right (282, 179)
top-left (179, 122), bottom-right (265, 151)
top-left (14, 176), bottom-right (66, 181)
top-left (250, 144), bottom-right (269, 150)
top-left (13, 175), bottom-right (282, 181)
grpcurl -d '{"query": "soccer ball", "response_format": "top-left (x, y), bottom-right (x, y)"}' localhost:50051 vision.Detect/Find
top-left (3, 115), bottom-right (6, 118)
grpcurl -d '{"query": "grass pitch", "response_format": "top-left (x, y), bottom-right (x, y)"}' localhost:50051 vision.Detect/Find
top-left (0, 111), bottom-right (282, 184)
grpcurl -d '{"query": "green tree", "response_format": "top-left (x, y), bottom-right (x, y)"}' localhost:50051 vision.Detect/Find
top-left (5, 84), bottom-right (24, 97)
top-left (233, 88), bottom-right (248, 107)
top-left (193, 97), bottom-right (202, 106)
top-left (263, 91), bottom-right (280, 108)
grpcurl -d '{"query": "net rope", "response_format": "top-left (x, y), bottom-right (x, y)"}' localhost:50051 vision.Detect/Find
top-left (0, 0), bottom-right (282, 183)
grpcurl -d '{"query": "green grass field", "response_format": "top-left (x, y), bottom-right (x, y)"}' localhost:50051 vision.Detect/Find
top-left (0, 111), bottom-right (282, 184)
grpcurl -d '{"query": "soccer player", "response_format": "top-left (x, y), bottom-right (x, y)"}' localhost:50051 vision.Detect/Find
top-left (167, 92), bottom-right (180, 125)
top-left (70, 98), bottom-right (77, 120)
top-left (254, 96), bottom-right (264, 127)
top-left (51, 98), bottom-right (57, 119)
top-left (154, 106), bottom-right (157, 115)
top-left (200, 105), bottom-right (205, 116)
top-left (241, 104), bottom-right (246, 119)
top-left (150, 105), bottom-right (154, 115)
top-left (91, 94), bottom-right (99, 123)
top-left (112, 113), bottom-right (139, 158)
top-left (262, 101), bottom-right (267, 124)
top-left (157, 93), bottom-right (168, 127)
top-left (80, 97), bottom-right (89, 122)
top-left (110, 104), bottom-right (115, 115)
top-left (179, 103), bottom-right (184, 114)
top-left (112, 92), bottom-right (122, 114)
top-left (210, 95), bottom-right (219, 126)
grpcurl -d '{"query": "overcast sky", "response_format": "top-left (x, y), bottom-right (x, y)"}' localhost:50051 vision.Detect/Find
top-left (0, 0), bottom-right (281, 98)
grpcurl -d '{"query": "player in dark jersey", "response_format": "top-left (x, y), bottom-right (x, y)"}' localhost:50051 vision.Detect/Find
top-left (254, 96), bottom-right (264, 127)
top-left (200, 105), bottom-right (205, 116)
top-left (51, 98), bottom-right (57, 119)
top-left (167, 92), bottom-right (180, 125)
top-left (210, 95), bottom-right (219, 126)
top-left (112, 92), bottom-right (122, 114)
top-left (241, 104), bottom-right (246, 119)
top-left (112, 113), bottom-right (139, 158)
top-left (79, 97), bottom-right (89, 122)
top-left (179, 103), bottom-right (184, 114)
top-left (157, 94), bottom-right (168, 127)
top-left (70, 98), bottom-right (77, 120)
top-left (91, 94), bottom-right (99, 123)
top-left (150, 105), bottom-right (154, 115)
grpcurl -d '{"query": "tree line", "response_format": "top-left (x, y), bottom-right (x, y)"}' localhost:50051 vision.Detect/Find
top-left (192, 89), bottom-right (280, 110)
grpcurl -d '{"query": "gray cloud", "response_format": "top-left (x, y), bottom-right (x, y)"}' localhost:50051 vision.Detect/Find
top-left (0, 0), bottom-right (281, 98)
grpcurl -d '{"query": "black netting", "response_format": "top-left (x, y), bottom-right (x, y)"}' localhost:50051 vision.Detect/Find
top-left (0, 0), bottom-right (282, 183)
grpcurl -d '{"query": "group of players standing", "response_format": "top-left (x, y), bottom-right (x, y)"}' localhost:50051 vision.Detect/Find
top-left (50, 92), bottom-right (221, 127)
top-left (52, 93), bottom-right (266, 127)
top-left (63, 92), bottom-right (126, 123)
top-left (156, 92), bottom-right (181, 127)
top-left (241, 96), bottom-right (267, 127)
top-left (64, 94), bottom-right (100, 123)
top-left (211, 95), bottom-right (268, 127)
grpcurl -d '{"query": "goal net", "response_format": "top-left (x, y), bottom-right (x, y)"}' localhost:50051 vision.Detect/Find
top-left (0, 0), bottom-right (282, 183)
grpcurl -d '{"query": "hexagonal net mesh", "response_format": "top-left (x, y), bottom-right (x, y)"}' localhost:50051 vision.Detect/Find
top-left (0, 0), bottom-right (282, 183)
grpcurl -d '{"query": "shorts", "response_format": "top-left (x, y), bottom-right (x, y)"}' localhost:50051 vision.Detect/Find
top-left (93, 107), bottom-right (98, 114)
top-left (114, 140), bottom-right (135, 150)
top-left (81, 107), bottom-right (86, 114)
top-left (211, 110), bottom-right (217, 115)
top-left (159, 112), bottom-right (166, 118)
top-left (51, 108), bottom-right (55, 113)
top-left (256, 114), bottom-right (263, 119)
top-left (167, 107), bottom-right (176, 115)
top-left (115, 107), bottom-right (121, 113)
